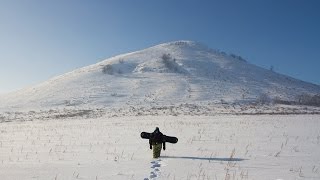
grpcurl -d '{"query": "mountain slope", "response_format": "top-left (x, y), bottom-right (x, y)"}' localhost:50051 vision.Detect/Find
top-left (1, 40), bottom-right (320, 111)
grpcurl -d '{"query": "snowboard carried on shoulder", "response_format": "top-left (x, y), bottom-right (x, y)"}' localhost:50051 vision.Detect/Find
top-left (141, 132), bottom-right (178, 144)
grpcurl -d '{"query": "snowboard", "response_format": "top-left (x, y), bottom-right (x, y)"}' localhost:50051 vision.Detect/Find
top-left (141, 132), bottom-right (178, 144)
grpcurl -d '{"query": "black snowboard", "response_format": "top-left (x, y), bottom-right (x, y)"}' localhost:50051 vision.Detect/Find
top-left (141, 132), bottom-right (178, 144)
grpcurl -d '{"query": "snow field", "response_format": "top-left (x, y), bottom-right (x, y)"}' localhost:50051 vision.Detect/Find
top-left (0, 115), bottom-right (320, 179)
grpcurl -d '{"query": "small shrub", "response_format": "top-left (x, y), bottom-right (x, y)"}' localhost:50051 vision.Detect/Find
top-left (270, 65), bottom-right (274, 72)
top-left (230, 53), bottom-right (247, 62)
top-left (273, 97), bottom-right (295, 105)
top-left (161, 53), bottom-right (171, 62)
top-left (117, 69), bottom-right (123, 74)
top-left (272, 94), bottom-right (320, 107)
top-left (257, 93), bottom-right (271, 104)
top-left (161, 53), bottom-right (179, 72)
top-left (296, 94), bottom-right (320, 107)
top-left (220, 51), bottom-right (227, 56)
top-left (174, 41), bottom-right (188, 46)
top-left (102, 64), bottom-right (113, 75)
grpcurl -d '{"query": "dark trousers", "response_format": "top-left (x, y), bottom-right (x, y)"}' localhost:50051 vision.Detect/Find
top-left (152, 143), bottom-right (162, 158)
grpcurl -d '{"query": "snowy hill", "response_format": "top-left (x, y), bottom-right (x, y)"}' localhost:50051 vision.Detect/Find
top-left (1, 40), bottom-right (320, 112)
top-left (1, 41), bottom-right (320, 180)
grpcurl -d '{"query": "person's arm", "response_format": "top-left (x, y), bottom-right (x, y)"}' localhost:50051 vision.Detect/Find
top-left (149, 139), bottom-right (152, 149)
top-left (162, 134), bottom-right (166, 150)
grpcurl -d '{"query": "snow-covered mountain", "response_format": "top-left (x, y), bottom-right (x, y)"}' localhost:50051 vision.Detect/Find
top-left (2, 41), bottom-right (320, 180)
top-left (1, 40), bottom-right (320, 112)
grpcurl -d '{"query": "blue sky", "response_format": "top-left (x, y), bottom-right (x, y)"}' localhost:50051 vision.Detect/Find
top-left (1, 0), bottom-right (320, 94)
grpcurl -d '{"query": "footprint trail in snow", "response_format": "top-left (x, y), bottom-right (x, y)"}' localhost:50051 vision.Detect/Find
top-left (144, 159), bottom-right (166, 180)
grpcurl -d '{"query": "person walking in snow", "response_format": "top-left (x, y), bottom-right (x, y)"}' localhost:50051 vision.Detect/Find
top-left (149, 127), bottom-right (166, 158)
top-left (141, 127), bottom-right (177, 158)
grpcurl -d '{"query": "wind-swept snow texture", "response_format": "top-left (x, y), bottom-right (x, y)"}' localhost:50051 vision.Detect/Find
top-left (1, 115), bottom-right (320, 180)
top-left (1, 40), bottom-right (320, 112)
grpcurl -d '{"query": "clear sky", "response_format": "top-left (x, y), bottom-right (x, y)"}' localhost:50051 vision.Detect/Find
top-left (1, 0), bottom-right (320, 94)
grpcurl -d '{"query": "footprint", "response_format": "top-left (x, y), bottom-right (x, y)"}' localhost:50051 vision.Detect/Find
top-left (145, 159), bottom-right (163, 179)
top-left (151, 159), bottom-right (161, 164)
top-left (150, 172), bottom-right (157, 179)
top-left (151, 163), bottom-right (161, 168)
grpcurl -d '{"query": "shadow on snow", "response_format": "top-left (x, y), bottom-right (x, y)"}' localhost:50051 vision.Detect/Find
top-left (161, 156), bottom-right (247, 162)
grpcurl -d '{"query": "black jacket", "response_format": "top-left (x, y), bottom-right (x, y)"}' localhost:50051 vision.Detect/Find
top-left (149, 130), bottom-right (166, 150)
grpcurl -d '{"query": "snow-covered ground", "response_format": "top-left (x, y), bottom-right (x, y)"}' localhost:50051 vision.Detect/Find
top-left (1, 40), bottom-right (320, 180)
top-left (1, 114), bottom-right (320, 180)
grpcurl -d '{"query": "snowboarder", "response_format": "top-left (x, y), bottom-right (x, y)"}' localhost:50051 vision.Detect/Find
top-left (141, 127), bottom-right (178, 158)
top-left (149, 127), bottom-right (165, 158)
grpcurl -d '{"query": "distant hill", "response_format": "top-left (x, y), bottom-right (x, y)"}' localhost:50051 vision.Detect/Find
top-left (1, 40), bottom-right (320, 112)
